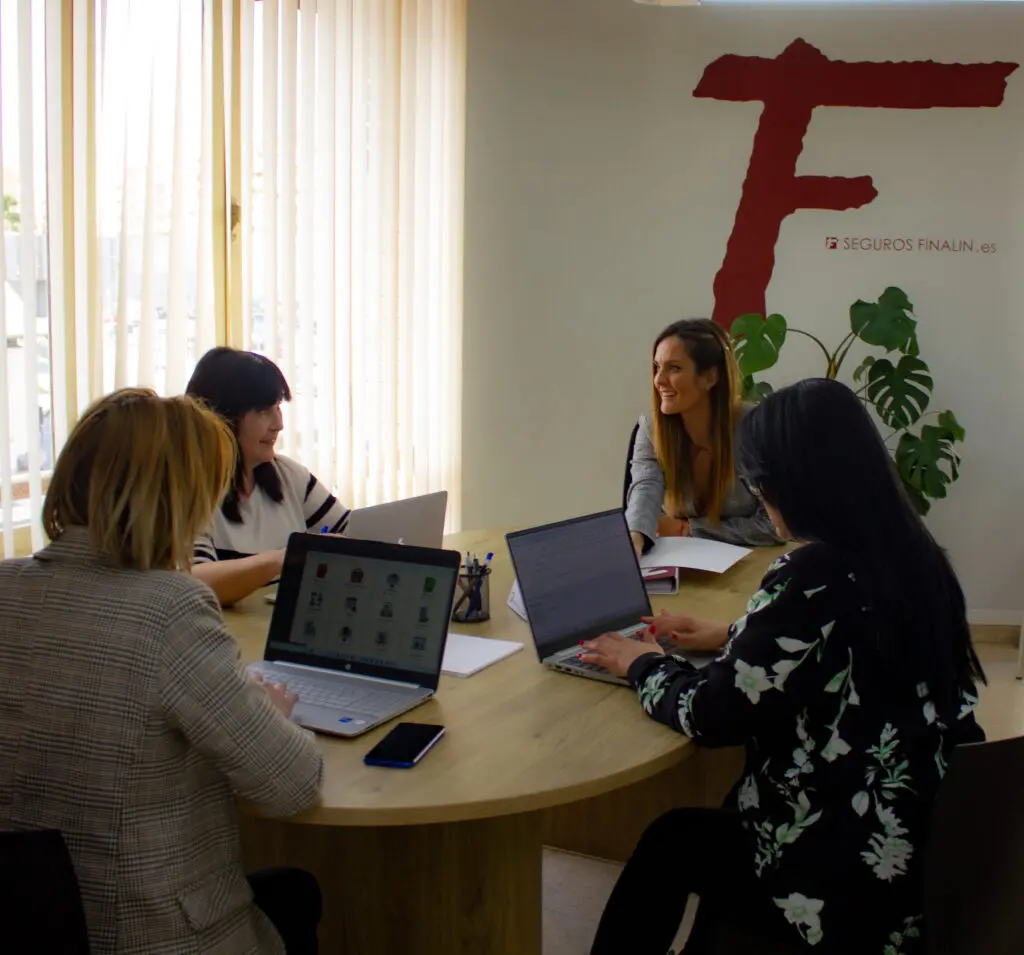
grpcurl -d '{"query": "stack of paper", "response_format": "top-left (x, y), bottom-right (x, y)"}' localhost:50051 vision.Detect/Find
top-left (442, 632), bottom-right (523, 677)
top-left (507, 579), bottom-right (528, 621)
top-left (638, 537), bottom-right (751, 574)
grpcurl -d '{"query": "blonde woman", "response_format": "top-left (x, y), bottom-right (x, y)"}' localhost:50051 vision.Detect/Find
top-left (0, 390), bottom-right (324, 955)
top-left (626, 318), bottom-right (781, 554)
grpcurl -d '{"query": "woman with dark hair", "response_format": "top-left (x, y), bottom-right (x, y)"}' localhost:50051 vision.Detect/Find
top-left (626, 318), bottom-right (780, 555)
top-left (583, 378), bottom-right (985, 955)
top-left (187, 347), bottom-right (350, 606)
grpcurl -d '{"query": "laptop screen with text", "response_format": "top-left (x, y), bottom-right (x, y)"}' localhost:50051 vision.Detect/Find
top-left (506, 510), bottom-right (652, 659)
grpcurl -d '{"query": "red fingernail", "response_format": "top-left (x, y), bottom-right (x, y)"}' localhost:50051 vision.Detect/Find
top-left (579, 640), bottom-right (584, 645)
top-left (648, 626), bottom-right (656, 634)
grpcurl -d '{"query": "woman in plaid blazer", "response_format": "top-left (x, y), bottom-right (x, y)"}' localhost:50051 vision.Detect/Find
top-left (0, 390), bottom-right (324, 954)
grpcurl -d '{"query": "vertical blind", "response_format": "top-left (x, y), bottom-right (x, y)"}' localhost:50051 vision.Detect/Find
top-left (237, 0), bottom-right (465, 526)
top-left (1, 0), bottom-right (55, 554)
top-left (0, 0), bottom-right (466, 552)
top-left (82, 0), bottom-right (212, 399)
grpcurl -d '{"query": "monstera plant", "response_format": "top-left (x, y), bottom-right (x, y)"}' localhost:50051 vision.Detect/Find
top-left (730, 287), bottom-right (964, 515)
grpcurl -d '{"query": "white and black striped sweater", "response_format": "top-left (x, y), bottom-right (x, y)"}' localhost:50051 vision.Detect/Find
top-left (193, 454), bottom-right (349, 563)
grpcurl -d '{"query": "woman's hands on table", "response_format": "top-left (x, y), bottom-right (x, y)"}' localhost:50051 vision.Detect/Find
top-left (642, 610), bottom-right (730, 653)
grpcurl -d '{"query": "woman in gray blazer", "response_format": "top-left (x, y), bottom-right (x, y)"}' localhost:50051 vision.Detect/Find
top-left (626, 319), bottom-right (781, 553)
top-left (0, 389), bottom-right (324, 955)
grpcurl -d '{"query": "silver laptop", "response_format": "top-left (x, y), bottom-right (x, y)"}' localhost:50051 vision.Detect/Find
top-left (265, 491), bottom-right (448, 605)
top-left (249, 533), bottom-right (460, 737)
top-left (506, 509), bottom-right (712, 685)
top-left (345, 490), bottom-right (448, 547)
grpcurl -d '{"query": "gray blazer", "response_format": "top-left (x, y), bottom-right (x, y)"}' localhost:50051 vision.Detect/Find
top-left (0, 528), bottom-right (324, 955)
top-left (625, 411), bottom-right (782, 547)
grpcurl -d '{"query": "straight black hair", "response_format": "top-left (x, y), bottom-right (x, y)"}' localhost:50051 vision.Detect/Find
top-left (737, 378), bottom-right (984, 720)
top-left (185, 347), bottom-right (292, 523)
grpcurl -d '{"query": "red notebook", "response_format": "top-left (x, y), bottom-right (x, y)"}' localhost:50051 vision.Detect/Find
top-left (640, 565), bottom-right (679, 595)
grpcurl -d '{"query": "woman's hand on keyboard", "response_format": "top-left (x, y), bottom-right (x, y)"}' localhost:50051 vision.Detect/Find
top-left (641, 610), bottom-right (729, 653)
top-left (253, 673), bottom-right (300, 719)
top-left (579, 630), bottom-right (664, 678)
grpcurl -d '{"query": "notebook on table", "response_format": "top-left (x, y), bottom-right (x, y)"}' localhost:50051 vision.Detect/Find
top-left (249, 533), bottom-right (460, 737)
top-left (641, 566), bottom-right (679, 595)
top-left (441, 632), bottom-right (523, 677)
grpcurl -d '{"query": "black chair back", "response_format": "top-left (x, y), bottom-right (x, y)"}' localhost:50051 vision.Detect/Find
top-left (623, 421), bottom-right (640, 511)
top-left (0, 829), bottom-right (91, 954)
top-left (924, 735), bottom-right (1024, 955)
top-left (696, 918), bottom-right (803, 954)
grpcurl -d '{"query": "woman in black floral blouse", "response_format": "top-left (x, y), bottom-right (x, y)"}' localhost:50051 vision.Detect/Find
top-left (582, 378), bottom-right (985, 955)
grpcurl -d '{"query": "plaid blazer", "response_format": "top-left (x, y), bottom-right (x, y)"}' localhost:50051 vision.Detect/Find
top-left (0, 528), bottom-right (324, 954)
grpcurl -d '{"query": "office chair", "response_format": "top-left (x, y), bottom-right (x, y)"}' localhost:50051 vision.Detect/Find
top-left (924, 734), bottom-right (1024, 955)
top-left (1016, 615), bottom-right (1023, 679)
top-left (0, 829), bottom-right (91, 954)
top-left (672, 903), bottom-right (803, 955)
top-left (623, 421), bottom-right (640, 510)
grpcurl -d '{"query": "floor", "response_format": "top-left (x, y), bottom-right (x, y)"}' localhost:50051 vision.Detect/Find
top-left (541, 641), bottom-right (1024, 955)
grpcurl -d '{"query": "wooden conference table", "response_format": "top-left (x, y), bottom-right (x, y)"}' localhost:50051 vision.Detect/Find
top-left (228, 529), bottom-right (784, 954)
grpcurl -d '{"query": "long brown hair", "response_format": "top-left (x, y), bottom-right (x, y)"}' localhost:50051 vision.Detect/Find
top-left (43, 389), bottom-right (236, 571)
top-left (651, 319), bottom-right (742, 524)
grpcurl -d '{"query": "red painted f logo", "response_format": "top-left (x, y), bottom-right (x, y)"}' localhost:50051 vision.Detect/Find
top-left (694, 39), bottom-right (1018, 327)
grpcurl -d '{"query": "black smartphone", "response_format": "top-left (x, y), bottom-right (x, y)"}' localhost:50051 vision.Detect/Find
top-left (363, 722), bottom-right (446, 768)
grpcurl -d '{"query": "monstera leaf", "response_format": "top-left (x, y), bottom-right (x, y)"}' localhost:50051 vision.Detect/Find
top-left (864, 355), bottom-right (933, 430)
top-left (741, 376), bottom-right (774, 404)
top-left (730, 313), bottom-right (787, 377)
top-left (850, 287), bottom-right (919, 356)
top-left (894, 412), bottom-right (964, 515)
top-left (852, 355), bottom-right (875, 384)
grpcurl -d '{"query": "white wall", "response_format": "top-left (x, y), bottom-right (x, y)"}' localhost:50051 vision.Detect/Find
top-left (463, 0), bottom-right (1024, 617)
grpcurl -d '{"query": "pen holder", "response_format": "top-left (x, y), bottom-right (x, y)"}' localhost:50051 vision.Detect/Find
top-left (452, 566), bottom-right (491, 623)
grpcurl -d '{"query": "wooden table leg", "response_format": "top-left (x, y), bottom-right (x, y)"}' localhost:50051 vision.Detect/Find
top-left (240, 812), bottom-right (543, 955)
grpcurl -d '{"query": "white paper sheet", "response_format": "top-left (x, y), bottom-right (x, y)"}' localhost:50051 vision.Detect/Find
top-left (442, 632), bottom-right (523, 677)
top-left (638, 537), bottom-right (751, 574)
top-left (507, 578), bottom-right (528, 621)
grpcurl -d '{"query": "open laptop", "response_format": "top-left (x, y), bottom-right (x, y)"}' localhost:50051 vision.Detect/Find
top-left (249, 533), bottom-right (460, 737)
top-left (345, 490), bottom-right (448, 547)
top-left (506, 509), bottom-right (712, 685)
top-left (265, 491), bottom-right (448, 605)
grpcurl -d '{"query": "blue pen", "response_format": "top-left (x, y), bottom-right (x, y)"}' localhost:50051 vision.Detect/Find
top-left (470, 553), bottom-right (492, 618)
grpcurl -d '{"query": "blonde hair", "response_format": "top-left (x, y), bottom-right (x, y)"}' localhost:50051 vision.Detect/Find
top-left (651, 319), bottom-right (742, 524)
top-left (43, 389), bottom-right (236, 571)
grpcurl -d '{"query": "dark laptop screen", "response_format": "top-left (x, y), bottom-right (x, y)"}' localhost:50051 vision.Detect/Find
top-left (266, 537), bottom-right (459, 685)
top-left (506, 510), bottom-right (652, 659)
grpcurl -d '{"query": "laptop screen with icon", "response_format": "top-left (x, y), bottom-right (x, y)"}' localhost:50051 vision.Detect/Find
top-left (265, 534), bottom-right (460, 689)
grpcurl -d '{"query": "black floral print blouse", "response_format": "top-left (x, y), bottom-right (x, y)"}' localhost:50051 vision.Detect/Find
top-left (627, 543), bottom-right (984, 953)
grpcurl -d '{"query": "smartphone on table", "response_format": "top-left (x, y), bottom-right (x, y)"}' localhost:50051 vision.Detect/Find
top-left (363, 722), bottom-right (446, 769)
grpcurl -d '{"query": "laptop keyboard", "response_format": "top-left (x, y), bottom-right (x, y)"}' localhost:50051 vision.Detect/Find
top-left (569, 659), bottom-right (611, 673)
top-left (249, 664), bottom-right (417, 716)
top-left (552, 649), bottom-right (614, 675)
